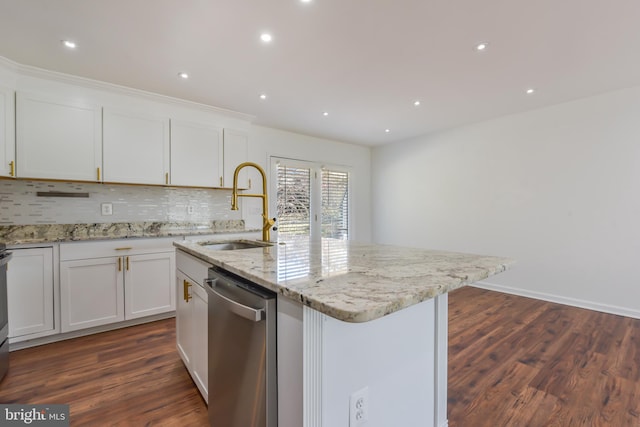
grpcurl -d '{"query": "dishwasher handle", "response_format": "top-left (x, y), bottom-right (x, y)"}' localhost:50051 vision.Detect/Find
top-left (205, 278), bottom-right (265, 322)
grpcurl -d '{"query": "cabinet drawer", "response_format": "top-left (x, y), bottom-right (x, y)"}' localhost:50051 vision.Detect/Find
top-left (176, 250), bottom-right (210, 286)
top-left (60, 237), bottom-right (177, 261)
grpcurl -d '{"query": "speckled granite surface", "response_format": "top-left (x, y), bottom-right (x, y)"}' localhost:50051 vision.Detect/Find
top-left (0, 220), bottom-right (249, 244)
top-left (174, 237), bottom-right (514, 323)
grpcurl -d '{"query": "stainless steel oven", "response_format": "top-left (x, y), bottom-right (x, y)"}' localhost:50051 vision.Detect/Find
top-left (0, 243), bottom-right (12, 381)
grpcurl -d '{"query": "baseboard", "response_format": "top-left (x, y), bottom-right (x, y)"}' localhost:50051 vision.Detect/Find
top-left (472, 281), bottom-right (640, 320)
top-left (9, 312), bottom-right (176, 351)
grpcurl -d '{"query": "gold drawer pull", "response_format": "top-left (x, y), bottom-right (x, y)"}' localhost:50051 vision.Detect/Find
top-left (126, 256), bottom-right (129, 271)
top-left (115, 247), bottom-right (132, 251)
top-left (118, 258), bottom-right (122, 272)
top-left (9, 160), bottom-right (15, 177)
top-left (97, 167), bottom-right (101, 181)
top-left (183, 280), bottom-right (192, 302)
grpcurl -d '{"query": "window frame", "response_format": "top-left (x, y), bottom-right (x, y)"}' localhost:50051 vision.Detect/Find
top-left (269, 156), bottom-right (352, 241)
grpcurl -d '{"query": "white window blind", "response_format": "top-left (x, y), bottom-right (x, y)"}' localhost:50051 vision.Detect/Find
top-left (276, 164), bottom-right (311, 237)
top-left (321, 169), bottom-right (349, 240)
top-left (273, 158), bottom-right (350, 240)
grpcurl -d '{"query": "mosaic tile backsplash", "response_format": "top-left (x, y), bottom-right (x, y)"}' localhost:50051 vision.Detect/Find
top-left (0, 179), bottom-right (241, 225)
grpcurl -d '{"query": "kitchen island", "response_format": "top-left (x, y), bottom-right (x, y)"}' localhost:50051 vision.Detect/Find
top-left (174, 237), bottom-right (513, 427)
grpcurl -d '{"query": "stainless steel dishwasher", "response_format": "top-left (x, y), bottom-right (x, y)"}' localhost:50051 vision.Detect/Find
top-left (205, 265), bottom-right (277, 427)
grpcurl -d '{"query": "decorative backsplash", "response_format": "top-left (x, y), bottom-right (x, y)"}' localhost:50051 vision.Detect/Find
top-left (0, 179), bottom-right (241, 225)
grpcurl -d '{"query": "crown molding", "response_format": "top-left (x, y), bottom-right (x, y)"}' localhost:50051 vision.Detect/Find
top-left (0, 55), bottom-right (255, 122)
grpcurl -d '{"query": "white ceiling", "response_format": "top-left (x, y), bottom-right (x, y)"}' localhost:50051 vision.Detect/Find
top-left (1, 0), bottom-right (639, 146)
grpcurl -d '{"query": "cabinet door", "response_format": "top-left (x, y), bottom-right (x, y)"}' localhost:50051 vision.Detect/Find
top-left (103, 108), bottom-right (170, 185)
top-left (176, 270), bottom-right (193, 368)
top-left (124, 251), bottom-right (176, 320)
top-left (192, 282), bottom-right (208, 402)
top-left (6, 247), bottom-right (54, 339)
top-left (0, 86), bottom-right (15, 178)
top-left (222, 128), bottom-right (249, 188)
top-left (60, 257), bottom-right (124, 332)
top-left (170, 120), bottom-right (223, 187)
top-left (16, 92), bottom-right (102, 181)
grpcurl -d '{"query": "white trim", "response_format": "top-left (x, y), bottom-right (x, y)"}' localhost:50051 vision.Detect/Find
top-left (473, 281), bottom-right (640, 319)
top-left (0, 55), bottom-right (254, 122)
top-left (303, 306), bottom-right (323, 427)
top-left (9, 312), bottom-right (175, 351)
top-left (434, 294), bottom-right (448, 427)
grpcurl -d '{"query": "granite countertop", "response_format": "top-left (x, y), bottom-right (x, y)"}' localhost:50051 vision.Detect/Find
top-left (0, 220), bottom-right (256, 245)
top-left (174, 237), bottom-right (514, 323)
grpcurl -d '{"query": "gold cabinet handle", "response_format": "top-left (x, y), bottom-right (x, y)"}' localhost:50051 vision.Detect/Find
top-left (115, 247), bottom-right (132, 251)
top-left (97, 167), bottom-right (101, 181)
top-left (165, 172), bottom-right (169, 185)
top-left (9, 160), bottom-right (15, 177)
top-left (118, 257), bottom-right (122, 272)
top-left (183, 279), bottom-right (192, 302)
top-left (220, 176), bottom-right (223, 187)
top-left (248, 178), bottom-right (251, 189)
top-left (126, 256), bottom-right (129, 271)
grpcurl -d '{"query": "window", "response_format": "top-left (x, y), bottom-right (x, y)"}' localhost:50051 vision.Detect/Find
top-left (272, 157), bottom-right (350, 240)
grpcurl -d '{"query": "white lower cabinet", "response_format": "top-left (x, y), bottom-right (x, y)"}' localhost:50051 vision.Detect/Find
top-left (7, 246), bottom-right (57, 342)
top-left (125, 252), bottom-right (176, 319)
top-left (60, 257), bottom-right (124, 332)
top-left (60, 239), bottom-right (176, 333)
top-left (176, 250), bottom-right (209, 402)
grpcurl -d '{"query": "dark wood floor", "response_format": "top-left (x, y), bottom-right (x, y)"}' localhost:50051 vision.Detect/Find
top-left (449, 286), bottom-right (640, 427)
top-left (1, 287), bottom-right (639, 426)
top-left (0, 319), bottom-right (208, 426)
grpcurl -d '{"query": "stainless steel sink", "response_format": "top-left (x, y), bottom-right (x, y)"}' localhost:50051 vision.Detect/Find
top-left (198, 240), bottom-right (272, 251)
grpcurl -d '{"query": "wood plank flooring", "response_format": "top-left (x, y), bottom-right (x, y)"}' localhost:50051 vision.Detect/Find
top-left (1, 287), bottom-right (639, 426)
top-left (448, 286), bottom-right (640, 427)
top-left (0, 319), bottom-right (208, 426)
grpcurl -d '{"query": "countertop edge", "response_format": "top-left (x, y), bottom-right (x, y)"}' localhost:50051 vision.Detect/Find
top-left (173, 240), bottom-right (515, 323)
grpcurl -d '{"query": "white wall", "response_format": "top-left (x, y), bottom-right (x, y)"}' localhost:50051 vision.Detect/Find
top-left (372, 86), bottom-right (640, 318)
top-left (245, 125), bottom-right (372, 242)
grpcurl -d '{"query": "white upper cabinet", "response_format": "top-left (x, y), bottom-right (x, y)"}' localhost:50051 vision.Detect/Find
top-left (170, 120), bottom-right (223, 187)
top-left (103, 108), bottom-right (170, 185)
top-left (0, 86), bottom-right (15, 178)
top-left (16, 92), bottom-right (102, 181)
top-left (222, 128), bottom-right (249, 188)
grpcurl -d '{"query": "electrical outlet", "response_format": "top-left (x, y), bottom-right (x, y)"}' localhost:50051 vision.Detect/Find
top-left (349, 387), bottom-right (369, 426)
top-left (101, 203), bottom-right (113, 216)
top-left (187, 205), bottom-right (194, 214)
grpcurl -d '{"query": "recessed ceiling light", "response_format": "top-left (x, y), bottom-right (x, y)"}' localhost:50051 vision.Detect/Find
top-left (301, 0), bottom-right (312, 2)
top-left (259, 94), bottom-right (267, 100)
top-left (323, 112), bottom-right (329, 116)
top-left (526, 88), bottom-right (535, 94)
top-left (260, 33), bottom-right (272, 43)
top-left (413, 100), bottom-right (421, 107)
top-left (62, 40), bottom-right (77, 49)
top-left (385, 129), bottom-right (391, 133)
top-left (178, 72), bottom-right (189, 79)
top-left (476, 42), bottom-right (488, 51)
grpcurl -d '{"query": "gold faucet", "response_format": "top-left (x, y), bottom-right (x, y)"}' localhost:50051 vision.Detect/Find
top-left (231, 162), bottom-right (276, 242)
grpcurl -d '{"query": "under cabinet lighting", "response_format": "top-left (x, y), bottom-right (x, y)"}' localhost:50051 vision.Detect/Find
top-left (62, 40), bottom-right (77, 49)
